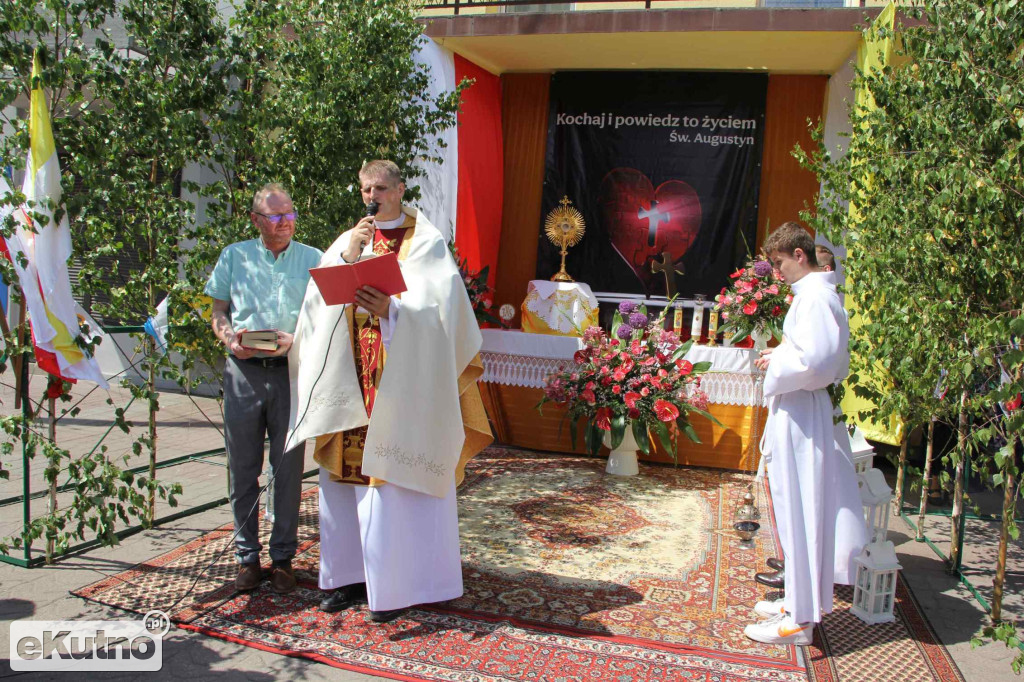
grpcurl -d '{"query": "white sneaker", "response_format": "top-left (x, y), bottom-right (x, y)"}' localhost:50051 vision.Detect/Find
top-left (743, 614), bottom-right (814, 645)
top-left (753, 598), bottom-right (786, 619)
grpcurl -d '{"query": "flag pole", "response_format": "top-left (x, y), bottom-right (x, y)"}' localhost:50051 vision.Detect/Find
top-left (13, 304), bottom-right (25, 410)
top-left (45, 393), bottom-right (57, 564)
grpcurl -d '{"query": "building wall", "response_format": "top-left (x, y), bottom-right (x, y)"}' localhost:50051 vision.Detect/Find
top-left (755, 74), bottom-right (829, 244)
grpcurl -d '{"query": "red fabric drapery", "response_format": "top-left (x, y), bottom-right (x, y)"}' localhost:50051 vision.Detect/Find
top-left (454, 56), bottom-right (504, 287)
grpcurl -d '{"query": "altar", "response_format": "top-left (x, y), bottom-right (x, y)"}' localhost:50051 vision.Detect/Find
top-left (478, 329), bottom-right (767, 471)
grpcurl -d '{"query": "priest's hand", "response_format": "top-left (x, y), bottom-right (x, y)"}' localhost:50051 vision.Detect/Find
top-left (754, 348), bottom-right (773, 371)
top-left (267, 331), bottom-right (294, 357)
top-left (228, 327), bottom-right (257, 360)
top-left (355, 286), bottom-right (391, 318)
top-left (342, 216), bottom-right (375, 263)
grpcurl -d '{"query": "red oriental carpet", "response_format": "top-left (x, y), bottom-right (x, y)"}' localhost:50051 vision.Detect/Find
top-left (74, 447), bottom-right (963, 682)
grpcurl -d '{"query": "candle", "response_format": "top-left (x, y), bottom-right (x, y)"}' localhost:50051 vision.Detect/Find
top-left (690, 295), bottom-right (705, 342)
top-left (673, 300), bottom-right (684, 336)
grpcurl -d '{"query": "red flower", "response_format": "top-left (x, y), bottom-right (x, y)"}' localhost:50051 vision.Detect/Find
top-left (612, 384), bottom-right (622, 394)
top-left (582, 389), bottom-right (597, 405)
top-left (574, 350), bottom-right (590, 364)
top-left (595, 406), bottom-right (613, 431)
top-left (730, 267), bottom-right (746, 279)
top-left (772, 305), bottom-right (782, 317)
top-left (743, 301), bottom-right (758, 315)
top-left (676, 359), bottom-right (693, 376)
top-left (640, 387), bottom-right (650, 397)
top-left (627, 408), bottom-right (641, 420)
top-left (619, 356), bottom-right (635, 373)
top-left (654, 399), bottom-right (680, 422)
top-left (642, 356), bottom-right (658, 367)
top-left (630, 339), bottom-right (643, 355)
top-left (624, 392), bottom-right (642, 409)
top-left (613, 368), bottom-right (627, 382)
top-left (1007, 394), bottom-right (1022, 411)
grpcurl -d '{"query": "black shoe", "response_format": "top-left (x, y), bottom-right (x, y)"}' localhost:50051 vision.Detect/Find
top-left (319, 583), bottom-right (367, 613)
top-left (369, 607), bottom-right (408, 623)
top-left (755, 568), bottom-right (785, 589)
top-left (766, 557), bottom-right (784, 571)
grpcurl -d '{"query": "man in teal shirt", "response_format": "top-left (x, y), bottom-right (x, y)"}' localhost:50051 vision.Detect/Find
top-left (206, 183), bottom-right (322, 594)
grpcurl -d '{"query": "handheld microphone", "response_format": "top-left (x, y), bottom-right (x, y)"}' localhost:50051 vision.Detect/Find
top-left (358, 200), bottom-right (380, 251)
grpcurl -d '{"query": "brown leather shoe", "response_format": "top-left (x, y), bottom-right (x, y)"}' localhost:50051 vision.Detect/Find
top-left (235, 562), bottom-right (262, 591)
top-left (270, 561), bottom-right (297, 594)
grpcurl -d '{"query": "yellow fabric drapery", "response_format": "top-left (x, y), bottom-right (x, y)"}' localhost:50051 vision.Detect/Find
top-left (841, 1), bottom-right (902, 446)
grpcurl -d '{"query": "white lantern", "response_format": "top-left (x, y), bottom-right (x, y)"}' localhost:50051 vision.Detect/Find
top-left (851, 540), bottom-right (902, 624)
top-left (858, 468), bottom-right (892, 544)
top-left (849, 427), bottom-right (875, 474)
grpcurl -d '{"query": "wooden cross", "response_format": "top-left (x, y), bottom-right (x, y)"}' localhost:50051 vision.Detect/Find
top-left (650, 250), bottom-right (685, 299)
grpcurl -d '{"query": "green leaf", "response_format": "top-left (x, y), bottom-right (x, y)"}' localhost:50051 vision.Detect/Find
top-left (651, 420), bottom-right (675, 461)
top-left (610, 413), bottom-right (626, 450)
top-left (678, 417), bottom-right (702, 444)
top-left (632, 420), bottom-right (651, 455)
top-left (687, 406), bottom-right (724, 428)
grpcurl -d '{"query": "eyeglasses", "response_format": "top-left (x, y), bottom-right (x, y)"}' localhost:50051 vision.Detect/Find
top-left (253, 211), bottom-right (297, 224)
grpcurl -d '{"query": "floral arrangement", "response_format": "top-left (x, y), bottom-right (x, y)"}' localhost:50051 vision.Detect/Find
top-left (714, 256), bottom-right (793, 343)
top-left (539, 300), bottom-right (717, 459)
top-left (449, 242), bottom-right (503, 328)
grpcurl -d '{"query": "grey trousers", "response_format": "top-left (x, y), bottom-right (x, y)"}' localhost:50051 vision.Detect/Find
top-left (223, 356), bottom-right (304, 564)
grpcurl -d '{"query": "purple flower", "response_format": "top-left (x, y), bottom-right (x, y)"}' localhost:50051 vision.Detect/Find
top-left (615, 324), bottom-right (634, 340)
top-left (618, 301), bottom-right (637, 315)
top-left (753, 260), bottom-right (772, 277)
top-left (628, 312), bottom-right (648, 328)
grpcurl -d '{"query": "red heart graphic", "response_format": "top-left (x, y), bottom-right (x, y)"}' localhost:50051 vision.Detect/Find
top-left (598, 168), bottom-right (701, 293)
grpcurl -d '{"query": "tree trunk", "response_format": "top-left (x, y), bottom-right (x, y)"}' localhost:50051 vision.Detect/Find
top-left (948, 390), bottom-right (970, 573)
top-left (147, 161), bottom-right (159, 523)
top-left (894, 427), bottom-right (909, 516)
top-left (916, 419), bottom-right (935, 541)
top-left (991, 454), bottom-right (1016, 623)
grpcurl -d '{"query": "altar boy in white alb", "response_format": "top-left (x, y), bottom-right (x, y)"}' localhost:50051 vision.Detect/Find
top-left (287, 161), bottom-right (492, 624)
top-left (746, 222), bottom-right (868, 645)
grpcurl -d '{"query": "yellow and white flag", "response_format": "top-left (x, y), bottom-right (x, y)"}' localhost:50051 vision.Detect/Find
top-left (4, 52), bottom-right (107, 387)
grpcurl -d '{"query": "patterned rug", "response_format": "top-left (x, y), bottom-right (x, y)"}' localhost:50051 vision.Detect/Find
top-left (74, 447), bottom-right (963, 681)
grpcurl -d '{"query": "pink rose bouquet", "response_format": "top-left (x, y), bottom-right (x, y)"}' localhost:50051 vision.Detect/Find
top-left (714, 256), bottom-right (792, 343)
top-left (539, 301), bottom-right (718, 460)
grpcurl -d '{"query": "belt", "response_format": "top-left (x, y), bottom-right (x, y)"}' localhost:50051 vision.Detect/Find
top-left (234, 355), bottom-right (288, 368)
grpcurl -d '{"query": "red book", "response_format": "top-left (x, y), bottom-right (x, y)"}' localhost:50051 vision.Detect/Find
top-left (309, 252), bottom-right (407, 306)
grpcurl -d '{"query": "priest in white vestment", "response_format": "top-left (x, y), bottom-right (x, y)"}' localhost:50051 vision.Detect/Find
top-left (287, 160), bottom-right (492, 623)
top-left (745, 222), bottom-right (868, 646)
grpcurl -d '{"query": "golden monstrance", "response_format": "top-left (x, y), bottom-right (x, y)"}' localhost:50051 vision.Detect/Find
top-left (544, 196), bottom-right (586, 283)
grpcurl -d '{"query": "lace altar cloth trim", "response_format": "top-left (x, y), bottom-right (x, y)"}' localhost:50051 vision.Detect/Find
top-left (480, 352), bottom-right (766, 406)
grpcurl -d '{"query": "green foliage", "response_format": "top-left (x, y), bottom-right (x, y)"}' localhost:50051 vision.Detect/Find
top-left (800, 2), bottom-right (1023, 663)
top-left (973, 620), bottom-right (1024, 675)
top-left (0, 0), bottom-right (462, 557)
top-left (800, 0), bottom-right (1023, 471)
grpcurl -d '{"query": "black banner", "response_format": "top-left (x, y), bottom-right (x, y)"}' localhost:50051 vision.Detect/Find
top-left (539, 71), bottom-right (767, 299)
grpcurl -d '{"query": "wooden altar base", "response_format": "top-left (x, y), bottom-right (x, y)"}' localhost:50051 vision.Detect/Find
top-left (480, 382), bottom-right (765, 472)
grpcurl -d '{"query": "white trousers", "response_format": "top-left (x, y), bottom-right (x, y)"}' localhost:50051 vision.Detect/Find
top-left (317, 468), bottom-right (464, 611)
